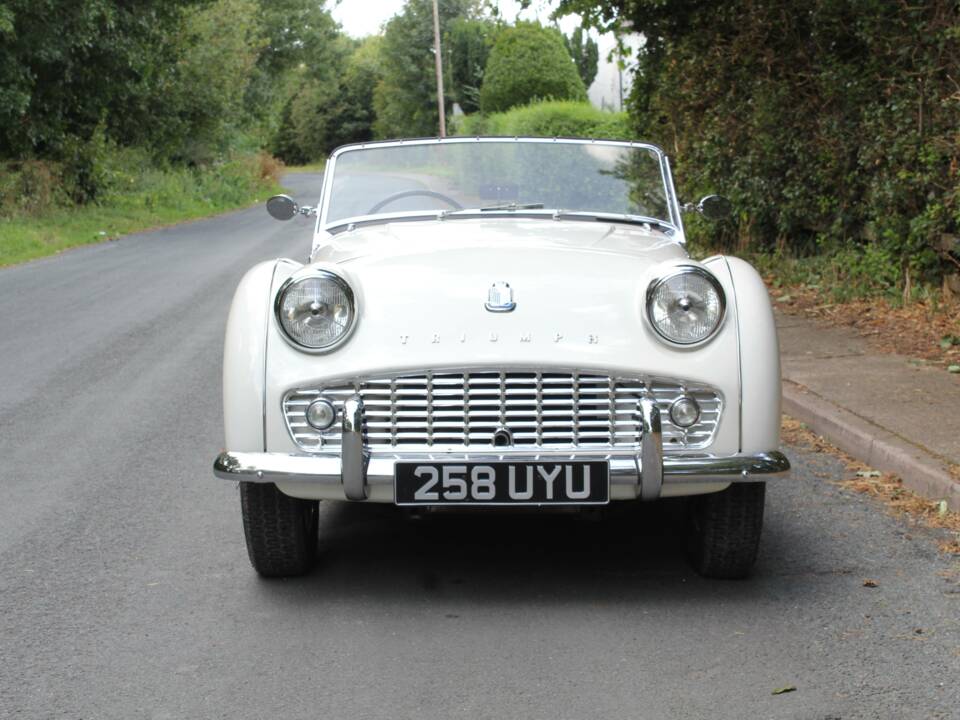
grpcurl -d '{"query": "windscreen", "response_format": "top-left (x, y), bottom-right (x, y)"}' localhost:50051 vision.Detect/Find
top-left (324, 140), bottom-right (669, 225)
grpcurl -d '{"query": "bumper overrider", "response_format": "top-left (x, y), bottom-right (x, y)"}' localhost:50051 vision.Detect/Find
top-left (213, 395), bottom-right (789, 501)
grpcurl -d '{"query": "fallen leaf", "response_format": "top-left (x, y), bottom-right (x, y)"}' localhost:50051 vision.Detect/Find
top-left (863, 579), bottom-right (879, 588)
top-left (776, 295), bottom-right (793, 303)
top-left (938, 500), bottom-right (949, 518)
top-left (772, 686), bottom-right (797, 695)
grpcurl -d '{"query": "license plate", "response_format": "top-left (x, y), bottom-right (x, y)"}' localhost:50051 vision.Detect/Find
top-left (394, 461), bottom-right (609, 506)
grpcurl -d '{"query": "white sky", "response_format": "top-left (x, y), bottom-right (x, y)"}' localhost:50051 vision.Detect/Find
top-left (331, 0), bottom-right (583, 39)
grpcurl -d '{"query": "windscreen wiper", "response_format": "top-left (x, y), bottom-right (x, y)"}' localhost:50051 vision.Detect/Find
top-left (479, 202), bottom-right (545, 211)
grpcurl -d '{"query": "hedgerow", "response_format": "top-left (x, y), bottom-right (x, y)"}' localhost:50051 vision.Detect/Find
top-left (559, 0), bottom-right (960, 297)
top-left (455, 100), bottom-right (630, 140)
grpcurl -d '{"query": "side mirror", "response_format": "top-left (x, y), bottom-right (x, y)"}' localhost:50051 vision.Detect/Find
top-left (696, 195), bottom-right (732, 220)
top-left (266, 194), bottom-right (299, 221)
top-left (267, 194), bottom-right (316, 221)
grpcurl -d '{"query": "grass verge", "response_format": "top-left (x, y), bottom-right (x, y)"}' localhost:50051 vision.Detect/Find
top-left (1, 153), bottom-right (283, 267)
top-left (284, 160), bottom-right (326, 173)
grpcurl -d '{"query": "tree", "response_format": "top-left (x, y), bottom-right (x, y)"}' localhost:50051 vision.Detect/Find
top-left (479, 22), bottom-right (586, 114)
top-left (447, 17), bottom-right (498, 113)
top-left (243, 0), bottom-right (342, 138)
top-left (564, 27), bottom-right (598, 89)
top-left (272, 35), bottom-right (384, 163)
top-left (373, 0), bottom-right (477, 139)
top-left (145, 0), bottom-right (266, 164)
top-left (0, 0), bottom-right (200, 159)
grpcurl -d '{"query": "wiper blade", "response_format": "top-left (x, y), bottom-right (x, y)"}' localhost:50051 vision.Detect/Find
top-left (437, 203), bottom-right (546, 219)
top-left (479, 202), bottom-right (544, 211)
top-left (551, 211), bottom-right (675, 232)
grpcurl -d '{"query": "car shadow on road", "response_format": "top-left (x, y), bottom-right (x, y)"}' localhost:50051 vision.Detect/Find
top-left (254, 496), bottom-right (818, 607)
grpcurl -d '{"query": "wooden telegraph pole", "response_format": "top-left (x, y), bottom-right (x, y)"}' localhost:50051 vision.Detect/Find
top-left (432, 0), bottom-right (446, 137)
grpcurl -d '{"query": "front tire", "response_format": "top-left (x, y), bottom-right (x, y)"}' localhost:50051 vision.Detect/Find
top-left (687, 482), bottom-right (765, 579)
top-left (240, 482), bottom-right (319, 577)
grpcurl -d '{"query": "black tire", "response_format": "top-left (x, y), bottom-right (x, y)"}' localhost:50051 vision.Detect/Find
top-left (687, 482), bottom-right (765, 579)
top-left (239, 482), bottom-right (319, 578)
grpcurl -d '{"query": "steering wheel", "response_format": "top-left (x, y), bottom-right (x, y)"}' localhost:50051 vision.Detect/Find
top-left (368, 190), bottom-right (463, 214)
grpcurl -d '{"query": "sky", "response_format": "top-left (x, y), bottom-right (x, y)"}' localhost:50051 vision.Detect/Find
top-left (330, 0), bottom-right (584, 40)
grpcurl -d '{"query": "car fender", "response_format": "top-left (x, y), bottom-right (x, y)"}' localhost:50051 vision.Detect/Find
top-left (722, 255), bottom-right (781, 453)
top-left (222, 260), bottom-right (285, 452)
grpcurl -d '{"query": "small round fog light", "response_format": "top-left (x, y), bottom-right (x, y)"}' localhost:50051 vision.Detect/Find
top-left (306, 398), bottom-right (337, 430)
top-left (669, 396), bottom-right (701, 428)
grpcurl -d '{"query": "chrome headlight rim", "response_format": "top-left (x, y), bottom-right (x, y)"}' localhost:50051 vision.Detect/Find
top-left (645, 265), bottom-right (726, 346)
top-left (274, 270), bottom-right (358, 354)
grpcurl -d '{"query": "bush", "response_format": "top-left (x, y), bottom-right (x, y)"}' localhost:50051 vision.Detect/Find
top-left (0, 160), bottom-right (65, 217)
top-left (455, 100), bottom-right (630, 140)
top-left (479, 23), bottom-right (587, 114)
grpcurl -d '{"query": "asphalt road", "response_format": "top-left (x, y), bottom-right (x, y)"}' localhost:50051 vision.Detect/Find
top-left (1, 174), bottom-right (958, 719)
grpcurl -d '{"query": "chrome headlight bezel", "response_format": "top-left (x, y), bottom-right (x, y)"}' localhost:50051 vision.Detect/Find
top-left (645, 266), bottom-right (726, 346)
top-left (274, 270), bottom-right (357, 353)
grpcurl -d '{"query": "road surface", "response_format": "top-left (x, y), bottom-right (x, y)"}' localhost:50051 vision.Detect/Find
top-left (1, 174), bottom-right (957, 719)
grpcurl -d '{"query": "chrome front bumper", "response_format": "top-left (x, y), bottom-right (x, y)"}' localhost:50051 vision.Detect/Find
top-left (214, 395), bottom-right (789, 501)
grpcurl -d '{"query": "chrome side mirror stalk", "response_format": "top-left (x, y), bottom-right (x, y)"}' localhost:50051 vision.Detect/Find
top-left (266, 194), bottom-right (317, 221)
top-left (681, 194), bottom-right (732, 221)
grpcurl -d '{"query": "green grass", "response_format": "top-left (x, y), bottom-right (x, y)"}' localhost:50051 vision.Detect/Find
top-left (0, 154), bottom-right (281, 267)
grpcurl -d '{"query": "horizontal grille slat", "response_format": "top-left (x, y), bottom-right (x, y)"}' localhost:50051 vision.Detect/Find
top-left (283, 370), bottom-right (722, 452)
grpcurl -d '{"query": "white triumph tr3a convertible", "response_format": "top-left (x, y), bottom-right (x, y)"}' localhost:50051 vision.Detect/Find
top-left (213, 136), bottom-right (790, 579)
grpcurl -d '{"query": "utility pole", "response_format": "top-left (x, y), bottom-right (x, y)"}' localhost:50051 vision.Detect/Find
top-left (432, 0), bottom-right (446, 137)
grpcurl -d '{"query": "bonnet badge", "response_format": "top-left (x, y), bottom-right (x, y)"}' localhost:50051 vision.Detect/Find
top-left (484, 281), bottom-right (516, 313)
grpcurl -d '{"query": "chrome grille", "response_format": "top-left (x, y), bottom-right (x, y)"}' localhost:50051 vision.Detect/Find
top-left (283, 371), bottom-right (722, 452)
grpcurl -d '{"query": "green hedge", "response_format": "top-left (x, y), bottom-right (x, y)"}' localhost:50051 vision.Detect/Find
top-left (560, 0), bottom-right (960, 297)
top-left (455, 100), bottom-right (631, 141)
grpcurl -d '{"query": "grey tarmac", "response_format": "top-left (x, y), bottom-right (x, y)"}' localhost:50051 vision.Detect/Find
top-left (1, 174), bottom-right (958, 720)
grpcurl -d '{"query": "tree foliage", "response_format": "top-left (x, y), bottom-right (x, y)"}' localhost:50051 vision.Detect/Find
top-left (447, 17), bottom-right (498, 113)
top-left (243, 0), bottom-right (342, 137)
top-left (0, 0), bottom-right (198, 158)
top-left (479, 22), bottom-right (587, 114)
top-left (564, 27), bottom-right (598, 89)
top-left (373, 0), bottom-right (478, 139)
top-left (558, 0), bottom-right (960, 292)
top-left (273, 36), bottom-right (384, 164)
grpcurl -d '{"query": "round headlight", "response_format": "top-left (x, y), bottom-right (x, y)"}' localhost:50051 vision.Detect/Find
top-left (646, 267), bottom-right (725, 345)
top-left (275, 271), bottom-right (356, 351)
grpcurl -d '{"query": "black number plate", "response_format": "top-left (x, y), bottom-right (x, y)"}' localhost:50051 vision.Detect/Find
top-left (394, 461), bottom-right (609, 506)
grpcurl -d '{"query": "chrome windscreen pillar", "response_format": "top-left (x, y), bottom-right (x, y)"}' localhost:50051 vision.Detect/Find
top-left (341, 394), bottom-right (368, 500)
top-left (640, 397), bottom-right (663, 500)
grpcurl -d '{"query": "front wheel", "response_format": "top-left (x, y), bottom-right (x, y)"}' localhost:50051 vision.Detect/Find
top-left (687, 482), bottom-right (765, 579)
top-left (240, 482), bottom-right (319, 577)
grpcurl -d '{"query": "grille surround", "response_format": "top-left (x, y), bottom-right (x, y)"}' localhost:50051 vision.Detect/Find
top-left (283, 370), bottom-right (722, 453)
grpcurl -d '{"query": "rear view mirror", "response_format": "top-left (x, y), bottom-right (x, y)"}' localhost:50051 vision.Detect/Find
top-left (266, 194), bottom-right (299, 221)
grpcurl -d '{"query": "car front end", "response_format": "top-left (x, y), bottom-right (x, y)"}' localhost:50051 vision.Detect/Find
top-left (215, 137), bottom-right (789, 578)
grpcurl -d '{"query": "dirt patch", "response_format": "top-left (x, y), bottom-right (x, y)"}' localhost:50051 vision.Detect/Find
top-left (783, 416), bottom-right (960, 556)
top-left (769, 282), bottom-right (960, 372)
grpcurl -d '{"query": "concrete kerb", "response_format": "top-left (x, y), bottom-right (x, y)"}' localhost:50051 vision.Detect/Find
top-left (782, 380), bottom-right (960, 512)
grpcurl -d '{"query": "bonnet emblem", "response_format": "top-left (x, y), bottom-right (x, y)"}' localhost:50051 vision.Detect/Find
top-left (485, 281), bottom-right (516, 313)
